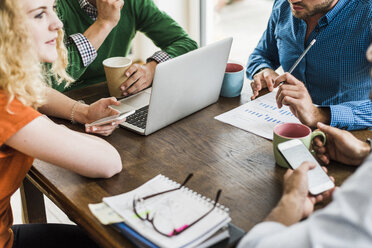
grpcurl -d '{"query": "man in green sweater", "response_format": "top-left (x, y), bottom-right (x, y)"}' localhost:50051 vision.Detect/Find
top-left (55, 0), bottom-right (198, 97)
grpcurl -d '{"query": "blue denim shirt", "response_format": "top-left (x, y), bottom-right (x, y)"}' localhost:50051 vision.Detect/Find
top-left (247, 0), bottom-right (372, 130)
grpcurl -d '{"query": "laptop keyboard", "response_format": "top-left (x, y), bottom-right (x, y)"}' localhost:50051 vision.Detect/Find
top-left (126, 105), bottom-right (149, 129)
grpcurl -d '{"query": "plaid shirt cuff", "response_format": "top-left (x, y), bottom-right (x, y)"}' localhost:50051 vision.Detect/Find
top-left (146, 51), bottom-right (172, 64)
top-left (69, 33), bottom-right (97, 67)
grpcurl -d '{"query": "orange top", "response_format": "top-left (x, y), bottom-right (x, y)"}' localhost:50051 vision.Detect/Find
top-left (0, 92), bottom-right (41, 248)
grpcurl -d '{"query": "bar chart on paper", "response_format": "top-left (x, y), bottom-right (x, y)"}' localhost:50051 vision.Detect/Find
top-left (215, 91), bottom-right (300, 140)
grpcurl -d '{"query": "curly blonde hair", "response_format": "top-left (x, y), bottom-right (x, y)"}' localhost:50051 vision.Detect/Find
top-left (0, 0), bottom-right (73, 110)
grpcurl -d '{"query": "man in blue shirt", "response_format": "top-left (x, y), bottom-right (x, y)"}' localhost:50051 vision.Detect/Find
top-left (247, 0), bottom-right (371, 130)
top-left (238, 43), bottom-right (372, 248)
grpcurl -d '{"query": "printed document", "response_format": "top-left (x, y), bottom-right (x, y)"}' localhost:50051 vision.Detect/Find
top-left (215, 91), bottom-right (300, 140)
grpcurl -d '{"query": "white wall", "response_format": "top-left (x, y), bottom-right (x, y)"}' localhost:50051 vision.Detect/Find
top-left (130, 0), bottom-right (200, 62)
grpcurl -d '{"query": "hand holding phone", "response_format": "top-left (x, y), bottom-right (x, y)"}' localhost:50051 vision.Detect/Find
top-left (278, 139), bottom-right (335, 195)
top-left (85, 110), bottom-right (135, 127)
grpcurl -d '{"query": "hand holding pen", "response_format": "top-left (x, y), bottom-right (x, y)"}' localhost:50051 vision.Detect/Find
top-left (250, 39), bottom-right (316, 100)
top-left (273, 39), bottom-right (330, 127)
top-left (274, 38), bottom-right (316, 107)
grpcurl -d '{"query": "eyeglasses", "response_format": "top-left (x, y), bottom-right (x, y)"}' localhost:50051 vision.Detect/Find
top-left (132, 173), bottom-right (222, 237)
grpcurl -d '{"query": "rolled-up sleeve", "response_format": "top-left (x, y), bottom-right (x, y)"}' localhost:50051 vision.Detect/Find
top-left (329, 100), bottom-right (372, 130)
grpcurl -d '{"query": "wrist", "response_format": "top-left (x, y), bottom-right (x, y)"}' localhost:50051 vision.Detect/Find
top-left (84, 19), bottom-right (116, 51)
top-left (360, 139), bottom-right (371, 160)
top-left (72, 101), bottom-right (89, 124)
top-left (253, 67), bottom-right (270, 76)
top-left (94, 18), bottom-right (117, 33)
top-left (280, 193), bottom-right (303, 210)
top-left (147, 51), bottom-right (172, 64)
top-left (146, 60), bottom-right (158, 70)
top-left (265, 194), bottom-right (303, 226)
top-left (310, 107), bottom-right (330, 127)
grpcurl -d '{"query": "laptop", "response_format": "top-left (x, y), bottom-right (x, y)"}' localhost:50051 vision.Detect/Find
top-left (112, 37), bottom-right (233, 135)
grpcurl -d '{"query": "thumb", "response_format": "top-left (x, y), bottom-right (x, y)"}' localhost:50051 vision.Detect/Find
top-left (317, 122), bottom-right (338, 136)
top-left (104, 97), bottom-right (120, 106)
top-left (109, 108), bottom-right (120, 115)
top-left (298, 161), bottom-right (316, 173)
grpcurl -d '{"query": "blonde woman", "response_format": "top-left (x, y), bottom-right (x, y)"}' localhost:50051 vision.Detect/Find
top-left (0, 0), bottom-right (123, 247)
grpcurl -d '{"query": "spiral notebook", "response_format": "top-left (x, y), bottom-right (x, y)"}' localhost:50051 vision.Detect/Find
top-left (103, 174), bottom-right (231, 248)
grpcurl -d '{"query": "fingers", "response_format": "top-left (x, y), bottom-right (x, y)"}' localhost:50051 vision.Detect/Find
top-left (97, 129), bottom-right (115, 136)
top-left (85, 120), bottom-right (123, 136)
top-left (317, 122), bottom-right (347, 145)
top-left (99, 102), bottom-right (120, 116)
top-left (311, 169), bottom-right (334, 202)
top-left (116, 0), bottom-right (124, 9)
top-left (328, 186), bottom-right (338, 198)
top-left (96, 97), bottom-right (120, 108)
top-left (284, 161), bottom-right (316, 181)
top-left (313, 144), bottom-right (327, 154)
top-left (250, 69), bottom-right (279, 100)
top-left (274, 73), bottom-right (301, 87)
top-left (289, 162), bottom-right (316, 186)
top-left (314, 194), bottom-right (323, 203)
top-left (126, 76), bottom-right (147, 95)
top-left (276, 79), bottom-right (309, 108)
top-left (317, 122), bottom-right (349, 141)
top-left (108, 96), bottom-right (120, 106)
top-left (317, 183), bottom-right (336, 202)
top-left (298, 161), bottom-right (316, 173)
top-left (120, 64), bottom-right (151, 96)
top-left (273, 74), bottom-right (285, 88)
top-left (309, 196), bottom-right (317, 204)
top-left (250, 80), bottom-right (261, 100)
top-left (317, 154), bottom-right (330, 165)
top-left (280, 95), bottom-right (299, 110)
top-left (313, 136), bottom-right (324, 147)
top-left (313, 136), bottom-right (329, 164)
top-left (108, 106), bottom-right (120, 116)
top-left (329, 176), bottom-right (335, 183)
top-left (121, 64), bottom-right (142, 93)
top-left (263, 70), bottom-right (275, 91)
top-left (250, 69), bottom-right (272, 100)
top-left (96, 0), bottom-right (123, 27)
top-left (276, 84), bottom-right (301, 108)
top-left (316, 122), bottom-right (339, 136)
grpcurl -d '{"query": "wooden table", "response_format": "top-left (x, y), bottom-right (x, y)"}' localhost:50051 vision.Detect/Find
top-left (20, 82), bottom-right (372, 248)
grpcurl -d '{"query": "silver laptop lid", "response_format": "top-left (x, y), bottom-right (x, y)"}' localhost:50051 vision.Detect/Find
top-left (145, 37), bottom-right (233, 135)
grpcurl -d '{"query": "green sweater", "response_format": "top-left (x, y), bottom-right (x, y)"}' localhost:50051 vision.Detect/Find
top-left (54, 0), bottom-right (198, 92)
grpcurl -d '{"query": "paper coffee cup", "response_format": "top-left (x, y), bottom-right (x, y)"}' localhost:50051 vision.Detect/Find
top-left (103, 57), bottom-right (132, 98)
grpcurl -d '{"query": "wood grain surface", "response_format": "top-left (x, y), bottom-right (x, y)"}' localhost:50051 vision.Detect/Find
top-left (22, 82), bottom-right (372, 248)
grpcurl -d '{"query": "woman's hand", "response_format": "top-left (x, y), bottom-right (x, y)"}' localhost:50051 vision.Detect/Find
top-left (84, 97), bottom-right (125, 136)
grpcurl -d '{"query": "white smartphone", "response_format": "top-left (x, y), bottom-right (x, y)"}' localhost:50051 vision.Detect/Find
top-left (85, 110), bottom-right (135, 127)
top-left (277, 139), bottom-right (335, 195)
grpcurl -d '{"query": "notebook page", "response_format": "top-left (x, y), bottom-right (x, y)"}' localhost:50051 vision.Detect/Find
top-left (103, 175), bottom-right (230, 248)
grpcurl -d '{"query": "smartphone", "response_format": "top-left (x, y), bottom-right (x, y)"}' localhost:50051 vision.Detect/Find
top-left (277, 139), bottom-right (335, 195)
top-left (86, 110), bottom-right (135, 127)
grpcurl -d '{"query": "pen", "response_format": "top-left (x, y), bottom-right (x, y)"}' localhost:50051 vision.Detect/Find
top-left (279, 39), bottom-right (316, 85)
top-left (288, 39), bottom-right (316, 73)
